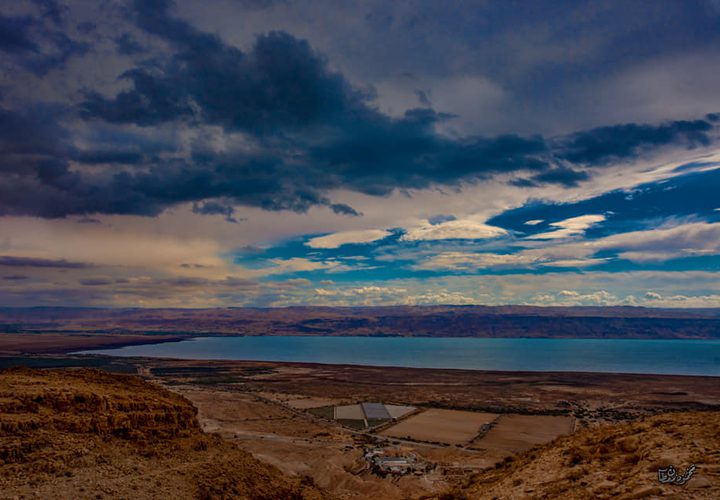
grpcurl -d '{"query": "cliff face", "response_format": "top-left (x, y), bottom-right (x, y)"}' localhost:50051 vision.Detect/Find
top-left (0, 368), bottom-right (328, 499)
top-left (0, 368), bottom-right (199, 441)
top-left (438, 411), bottom-right (720, 499)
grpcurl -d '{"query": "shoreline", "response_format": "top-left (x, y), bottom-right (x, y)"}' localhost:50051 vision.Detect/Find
top-left (0, 332), bottom-right (191, 355)
top-left (127, 356), bottom-right (720, 380)
top-left (69, 334), bottom-right (720, 378)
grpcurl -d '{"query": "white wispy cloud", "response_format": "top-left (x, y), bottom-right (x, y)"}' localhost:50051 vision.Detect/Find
top-left (401, 218), bottom-right (507, 241)
top-left (414, 252), bottom-right (536, 271)
top-left (597, 222), bottom-right (720, 262)
top-left (304, 271), bottom-right (720, 308)
top-left (413, 219), bottom-right (720, 272)
top-left (305, 229), bottom-right (392, 249)
top-left (268, 257), bottom-right (341, 273)
top-left (540, 258), bottom-right (608, 267)
top-left (527, 214), bottom-right (606, 240)
top-left (413, 251), bottom-right (605, 271)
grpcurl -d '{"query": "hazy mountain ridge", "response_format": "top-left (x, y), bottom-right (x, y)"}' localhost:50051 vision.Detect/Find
top-left (1, 306), bottom-right (719, 339)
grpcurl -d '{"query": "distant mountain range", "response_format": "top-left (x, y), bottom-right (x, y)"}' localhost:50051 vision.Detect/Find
top-left (1, 305), bottom-right (719, 339)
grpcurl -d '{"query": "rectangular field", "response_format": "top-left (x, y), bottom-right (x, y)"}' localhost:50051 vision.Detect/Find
top-left (334, 404), bottom-right (365, 420)
top-left (285, 397), bottom-right (344, 409)
top-left (377, 408), bottom-right (498, 445)
top-left (472, 414), bottom-right (574, 453)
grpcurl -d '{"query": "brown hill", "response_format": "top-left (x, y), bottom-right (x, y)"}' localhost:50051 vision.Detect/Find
top-left (0, 367), bottom-right (329, 499)
top-left (2, 305), bottom-right (720, 342)
top-left (434, 411), bottom-right (719, 499)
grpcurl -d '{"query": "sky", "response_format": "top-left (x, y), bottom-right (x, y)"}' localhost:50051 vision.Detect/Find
top-left (2, 0), bottom-right (720, 308)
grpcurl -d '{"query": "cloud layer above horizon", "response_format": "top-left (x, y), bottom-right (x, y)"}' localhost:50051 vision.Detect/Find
top-left (2, 0), bottom-right (720, 308)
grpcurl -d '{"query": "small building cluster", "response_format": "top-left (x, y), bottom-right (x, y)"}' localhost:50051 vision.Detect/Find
top-left (363, 447), bottom-right (431, 476)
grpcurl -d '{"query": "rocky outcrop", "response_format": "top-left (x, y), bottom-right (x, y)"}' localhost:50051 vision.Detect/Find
top-left (0, 367), bottom-right (329, 499)
top-left (0, 367), bottom-right (199, 447)
top-left (435, 411), bottom-right (719, 499)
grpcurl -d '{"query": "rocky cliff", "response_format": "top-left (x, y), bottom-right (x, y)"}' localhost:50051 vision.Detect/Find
top-left (435, 411), bottom-right (719, 499)
top-left (0, 367), bottom-right (329, 499)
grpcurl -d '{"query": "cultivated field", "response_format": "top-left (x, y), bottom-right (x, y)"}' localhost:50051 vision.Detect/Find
top-left (472, 414), bottom-right (575, 453)
top-left (281, 396), bottom-right (345, 409)
top-left (334, 404), bottom-right (365, 420)
top-left (379, 408), bottom-right (498, 445)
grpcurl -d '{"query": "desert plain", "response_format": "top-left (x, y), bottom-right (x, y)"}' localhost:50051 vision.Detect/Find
top-left (1, 330), bottom-right (719, 498)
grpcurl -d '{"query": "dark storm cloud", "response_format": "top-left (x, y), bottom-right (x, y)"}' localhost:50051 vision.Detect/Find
top-left (192, 200), bottom-right (240, 223)
top-left (72, 149), bottom-right (143, 164)
top-left (0, 256), bottom-right (93, 269)
top-left (79, 277), bottom-right (113, 286)
top-left (231, 0), bottom-right (290, 10)
top-left (428, 214), bottom-right (456, 225)
top-left (523, 168), bottom-right (590, 188)
top-left (414, 89), bottom-right (432, 107)
top-left (0, 15), bottom-right (38, 52)
top-left (82, 0), bottom-right (368, 133)
top-left (329, 203), bottom-right (361, 216)
top-left (0, 4), bottom-right (87, 76)
top-left (114, 33), bottom-right (146, 55)
top-left (0, 106), bottom-right (67, 155)
top-left (76, 217), bottom-right (102, 224)
top-left (31, 0), bottom-right (66, 26)
top-left (557, 119), bottom-right (714, 165)
top-left (1, 0), bottom-right (719, 220)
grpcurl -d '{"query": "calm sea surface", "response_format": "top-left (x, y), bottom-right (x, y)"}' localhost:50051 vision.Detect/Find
top-left (78, 336), bottom-right (720, 376)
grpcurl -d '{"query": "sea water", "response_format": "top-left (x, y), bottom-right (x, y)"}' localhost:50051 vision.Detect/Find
top-left (77, 336), bottom-right (720, 376)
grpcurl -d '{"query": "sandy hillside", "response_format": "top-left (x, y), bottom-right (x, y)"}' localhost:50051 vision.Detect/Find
top-left (433, 411), bottom-right (719, 499)
top-left (0, 367), bottom-right (329, 499)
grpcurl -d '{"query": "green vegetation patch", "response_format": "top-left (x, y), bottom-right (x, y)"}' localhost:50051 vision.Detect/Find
top-left (307, 406), bottom-right (334, 420)
top-left (336, 419), bottom-right (367, 430)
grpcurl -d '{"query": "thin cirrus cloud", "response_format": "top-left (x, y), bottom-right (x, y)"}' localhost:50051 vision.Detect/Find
top-left (306, 229), bottom-right (393, 249)
top-left (526, 215), bottom-right (606, 240)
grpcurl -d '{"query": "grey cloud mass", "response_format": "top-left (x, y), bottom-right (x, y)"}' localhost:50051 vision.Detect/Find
top-left (0, 0), bottom-right (719, 220)
top-left (2, 0), bottom-right (720, 308)
top-left (0, 256), bottom-right (94, 269)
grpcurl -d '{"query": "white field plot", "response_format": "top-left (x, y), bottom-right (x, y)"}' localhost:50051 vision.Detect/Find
top-left (385, 405), bottom-right (416, 419)
top-left (378, 408), bottom-right (498, 445)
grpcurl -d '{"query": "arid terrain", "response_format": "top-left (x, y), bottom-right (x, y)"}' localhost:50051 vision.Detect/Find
top-left (1, 357), bottom-right (719, 498)
top-left (437, 411), bottom-right (720, 499)
top-left (141, 358), bottom-right (720, 423)
top-left (0, 367), bottom-right (328, 499)
top-left (138, 358), bottom-right (720, 497)
top-left (1, 324), bottom-right (719, 498)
